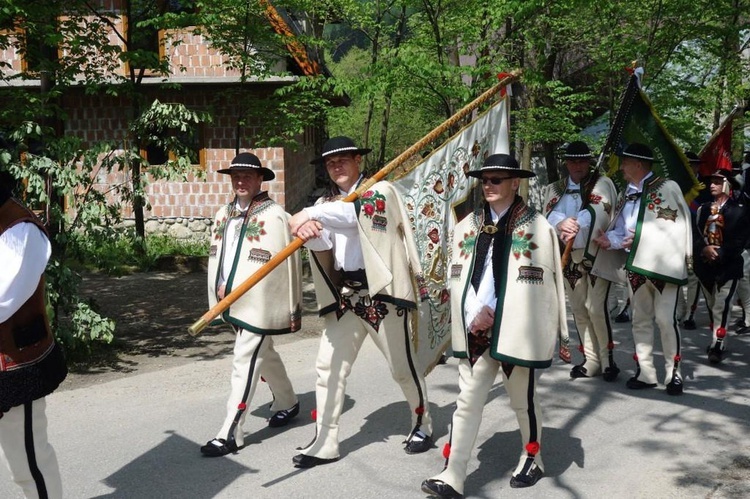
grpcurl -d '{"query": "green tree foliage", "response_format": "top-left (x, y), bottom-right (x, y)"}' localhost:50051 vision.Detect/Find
top-left (316, 0), bottom-right (748, 180)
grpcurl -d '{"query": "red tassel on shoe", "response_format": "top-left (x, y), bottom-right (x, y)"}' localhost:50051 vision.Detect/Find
top-left (525, 441), bottom-right (540, 456)
top-left (607, 341), bottom-right (615, 350)
top-left (237, 402), bottom-right (247, 411)
top-left (311, 409), bottom-right (317, 422)
top-left (578, 345), bottom-right (584, 353)
top-left (674, 354), bottom-right (681, 363)
top-left (633, 353), bottom-right (639, 362)
top-left (716, 327), bottom-right (727, 339)
top-left (415, 406), bottom-right (425, 415)
top-left (442, 443), bottom-right (451, 459)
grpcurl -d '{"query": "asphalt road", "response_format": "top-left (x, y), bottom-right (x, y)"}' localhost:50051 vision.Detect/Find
top-left (1, 306), bottom-right (749, 498)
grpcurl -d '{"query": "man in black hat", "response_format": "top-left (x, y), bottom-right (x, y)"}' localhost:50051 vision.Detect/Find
top-left (693, 169), bottom-right (750, 363)
top-left (0, 177), bottom-right (67, 498)
top-left (421, 154), bottom-right (570, 497)
top-left (592, 143), bottom-right (691, 395)
top-left (200, 152), bottom-right (303, 457)
top-left (289, 136), bottom-right (433, 468)
top-left (543, 141), bottom-right (620, 381)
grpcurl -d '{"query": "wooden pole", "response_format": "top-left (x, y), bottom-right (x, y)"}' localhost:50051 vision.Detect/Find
top-left (188, 70), bottom-right (521, 336)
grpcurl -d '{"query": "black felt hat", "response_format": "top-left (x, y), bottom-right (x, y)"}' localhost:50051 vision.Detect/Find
top-left (619, 143), bottom-right (654, 162)
top-left (311, 136), bottom-right (372, 165)
top-left (466, 153), bottom-right (535, 179)
top-left (217, 152), bottom-right (275, 181)
top-left (563, 141), bottom-right (594, 160)
top-left (685, 151), bottom-right (702, 164)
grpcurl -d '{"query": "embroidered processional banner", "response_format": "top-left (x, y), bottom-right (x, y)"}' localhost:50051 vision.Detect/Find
top-left (391, 91), bottom-right (511, 374)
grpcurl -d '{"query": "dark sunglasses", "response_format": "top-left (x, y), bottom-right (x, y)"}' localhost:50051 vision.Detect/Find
top-left (481, 177), bottom-right (508, 185)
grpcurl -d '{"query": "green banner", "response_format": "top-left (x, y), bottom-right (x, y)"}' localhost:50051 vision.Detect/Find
top-left (604, 74), bottom-right (701, 202)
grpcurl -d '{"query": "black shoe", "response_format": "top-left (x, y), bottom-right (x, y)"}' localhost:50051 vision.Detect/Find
top-left (682, 318), bottom-right (696, 330)
top-left (602, 365), bottom-right (620, 382)
top-left (666, 377), bottom-right (683, 395)
top-left (421, 479), bottom-right (463, 498)
top-left (708, 347), bottom-right (723, 364)
top-left (292, 453), bottom-right (338, 468)
top-left (405, 430), bottom-right (433, 454)
top-left (737, 326), bottom-right (750, 336)
top-left (200, 438), bottom-right (239, 457)
top-left (614, 309), bottom-right (631, 323)
top-left (626, 377), bottom-right (657, 390)
top-left (268, 402), bottom-right (300, 428)
top-left (570, 364), bottom-right (590, 379)
top-left (510, 464), bottom-right (544, 488)
top-left (732, 318), bottom-right (745, 329)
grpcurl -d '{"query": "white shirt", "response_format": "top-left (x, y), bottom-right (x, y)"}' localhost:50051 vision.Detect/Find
top-left (0, 223), bottom-right (51, 323)
top-left (546, 178), bottom-right (592, 249)
top-left (219, 201), bottom-right (250, 287)
top-left (607, 172), bottom-right (654, 250)
top-left (463, 205), bottom-right (509, 327)
top-left (302, 178), bottom-right (365, 271)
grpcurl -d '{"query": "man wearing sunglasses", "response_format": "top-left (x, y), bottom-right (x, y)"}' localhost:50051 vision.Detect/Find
top-left (692, 169), bottom-right (749, 363)
top-left (421, 153), bottom-right (569, 497)
top-left (543, 141), bottom-right (619, 381)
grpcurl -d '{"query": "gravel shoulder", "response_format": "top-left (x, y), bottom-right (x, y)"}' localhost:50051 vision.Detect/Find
top-left (67, 268), bottom-right (322, 391)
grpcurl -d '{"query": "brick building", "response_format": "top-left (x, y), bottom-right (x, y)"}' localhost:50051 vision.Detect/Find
top-left (1, 1), bottom-right (339, 238)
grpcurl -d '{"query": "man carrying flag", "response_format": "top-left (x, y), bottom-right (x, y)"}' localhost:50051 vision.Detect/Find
top-left (593, 143), bottom-right (691, 395)
top-left (289, 136), bottom-right (433, 468)
top-left (543, 141), bottom-right (619, 381)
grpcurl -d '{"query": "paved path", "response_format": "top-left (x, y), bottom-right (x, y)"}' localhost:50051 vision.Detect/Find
top-left (1, 310), bottom-right (749, 498)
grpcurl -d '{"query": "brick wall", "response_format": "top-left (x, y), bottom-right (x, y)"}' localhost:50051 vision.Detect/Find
top-left (61, 86), bottom-right (316, 223)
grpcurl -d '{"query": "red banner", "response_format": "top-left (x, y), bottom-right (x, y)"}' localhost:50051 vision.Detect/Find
top-left (699, 115), bottom-right (735, 176)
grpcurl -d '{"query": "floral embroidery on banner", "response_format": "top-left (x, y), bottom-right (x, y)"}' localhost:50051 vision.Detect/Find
top-left (511, 230), bottom-right (538, 260)
top-left (459, 230), bottom-right (476, 260)
top-left (361, 190), bottom-right (387, 218)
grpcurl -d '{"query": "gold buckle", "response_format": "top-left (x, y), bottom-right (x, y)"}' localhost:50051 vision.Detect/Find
top-left (482, 225), bottom-right (498, 235)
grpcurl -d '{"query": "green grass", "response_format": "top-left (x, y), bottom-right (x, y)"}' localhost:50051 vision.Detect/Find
top-left (68, 230), bottom-right (209, 275)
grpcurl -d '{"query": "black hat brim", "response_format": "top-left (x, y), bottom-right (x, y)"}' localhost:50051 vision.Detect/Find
top-left (310, 148), bottom-right (372, 165)
top-left (466, 167), bottom-right (535, 179)
top-left (217, 166), bottom-right (275, 181)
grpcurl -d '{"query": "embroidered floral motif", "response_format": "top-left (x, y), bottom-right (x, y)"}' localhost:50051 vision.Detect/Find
top-left (244, 217), bottom-right (266, 242)
top-left (511, 230), bottom-right (538, 260)
top-left (627, 271), bottom-right (665, 294)
top-left (563, 264), bottom-right (583, 289)
top-left (354, 296), bottom-right (389, 330)
top-left (545, 197), bottom-right (559, 214)
top-left (361, 190), bottom-right (387, 218)
top-left (459, 231), bottom-right (477, 260)
top-left (645, 190), bottom-right (664, 213)
top-left (589, 194), bottom-right (602, 205)
top-left (214, 216), bottom-right (228, 240)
